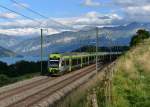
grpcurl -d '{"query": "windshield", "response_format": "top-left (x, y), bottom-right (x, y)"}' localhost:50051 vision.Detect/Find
top-left (49, 60), bottom-right (59, 68)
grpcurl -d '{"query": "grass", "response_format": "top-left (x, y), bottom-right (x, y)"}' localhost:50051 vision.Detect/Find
top-left (111, 39), bottom-right (150, 107)
top-left (0, 72), bottom-right (40, 87)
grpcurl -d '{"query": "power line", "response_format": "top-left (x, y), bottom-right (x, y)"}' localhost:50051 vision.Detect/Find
top-left (10, 0), bottom-right (48, 19)
top-left (10, 0), bottom-right (75, 30)
top-left (0, 4), bottom-right (41, 24)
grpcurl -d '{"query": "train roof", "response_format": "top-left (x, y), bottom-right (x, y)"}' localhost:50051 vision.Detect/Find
top-left (49, 52), bottom-right (122, 59)
top-left (49, 53), bottom-right (89, 59)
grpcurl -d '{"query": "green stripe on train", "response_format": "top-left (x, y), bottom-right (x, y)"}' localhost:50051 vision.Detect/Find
top-left (48, 68), bottom-right (59, 73)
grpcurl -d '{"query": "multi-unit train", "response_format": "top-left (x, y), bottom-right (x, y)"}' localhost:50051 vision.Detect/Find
top-left (48, 52), bottom-right (121, 75)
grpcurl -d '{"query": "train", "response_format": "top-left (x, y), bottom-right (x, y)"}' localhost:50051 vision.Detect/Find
top-left (48, 52), bottom-right (121, 75)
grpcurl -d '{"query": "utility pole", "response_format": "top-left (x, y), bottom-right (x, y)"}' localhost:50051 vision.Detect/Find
top-left (41, 29), bottom-right (43, 75)
top-left (80, 35), bottom-right (82, 52)
top-left (96, 27), bottom-right (99, 74)
top-left (40, 28), bottom-right (48, 75)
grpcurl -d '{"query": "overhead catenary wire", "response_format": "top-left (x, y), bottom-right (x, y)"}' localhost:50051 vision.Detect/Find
top-left (10, 0), bottom-right (48, 19)
top-left (0, 4), bottom-right (41, 25)
top-left (9, 0), bottom-right (78, 68)
top-left (0, 16), bottom-right (42, 30)
top-left (10, 0), bottom-right (75, 30)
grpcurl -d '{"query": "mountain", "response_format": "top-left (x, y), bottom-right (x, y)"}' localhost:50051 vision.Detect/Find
top-left (0, 34), bottom-right (26, 48)
top-left (102, 22), bottom-right (150, 30)
top-left (10, 29), bottom-right (130, 56)
top-left (72, 45), bottom-right (129, 52)
top-left (9, 22), bottom-right (150, 56)
top-left (0, 46), bottom-right (18, 57)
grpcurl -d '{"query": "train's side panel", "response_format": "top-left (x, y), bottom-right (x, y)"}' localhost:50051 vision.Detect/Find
top-left (48, 52), bottom-right (122, 75)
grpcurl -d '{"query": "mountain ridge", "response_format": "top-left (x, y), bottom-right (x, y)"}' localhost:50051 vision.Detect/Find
top-left (0, 46), bottom-right (19, 57)
top-left (1, 22), bottom-right (150, 56)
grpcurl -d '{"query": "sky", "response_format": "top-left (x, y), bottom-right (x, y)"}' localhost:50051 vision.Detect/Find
top-left (0, 0), bottom-right (150, 36)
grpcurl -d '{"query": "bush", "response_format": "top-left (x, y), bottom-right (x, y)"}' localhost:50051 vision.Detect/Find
top-left (0, 61), bottom-right (48, 77)
top-left (0, 74), bottom-right (10, 86)
top-left (130, 29), bottom-right (150, 46)
top-left (0, 60), bottom-right (48, 87)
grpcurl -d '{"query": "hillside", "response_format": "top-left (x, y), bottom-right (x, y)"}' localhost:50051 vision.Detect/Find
top-left (1, 22), bottom-right (150, 56)
top-left (57, 39), bottom-right (150, 107)
top-left (9, 22), bottom-right (150, 56)
top-left (0, 46), bottom-right (18, 57)
top-left (111, 39), bottom-right (150, 107)
top-left (72, 45), bottom-right (129, 52)
top-left (0, 34), bottom-right (24, 48)
top-left (10, 29), bottom-right (130, 56)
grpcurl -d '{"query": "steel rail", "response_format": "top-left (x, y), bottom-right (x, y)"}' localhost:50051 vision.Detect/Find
top-left (0, 77), bottom-right (55, 101)
top-left (7, 65), bottom-right (96, 107)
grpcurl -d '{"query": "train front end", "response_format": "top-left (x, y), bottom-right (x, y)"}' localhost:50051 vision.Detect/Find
top-left (48, 54), bottom-right (61, 75)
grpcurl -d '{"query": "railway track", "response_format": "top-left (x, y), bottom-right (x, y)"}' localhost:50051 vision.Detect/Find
top-left (0, 64), bottom-right (96, 107)
top-left (0, 77), bottom-right (54, 101)
top-left (8, 65), bottom-right (96, 107)
top-left (0, 76), bottom-right (48, 94)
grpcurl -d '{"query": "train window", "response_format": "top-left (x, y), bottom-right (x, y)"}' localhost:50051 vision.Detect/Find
top-left (66, 60), bottom-right (69, 65)
top-left (89, 56), bottom-right (92, 60)
top-left (72, 59), bottom-right (75, 65)
top-left (82, 58), bottom-right (84, 63)
top-left (49, 61), bottom-right (59, 67)
top-left (86, 57), bottom-right (88, 61)
top-left (49, 58), bottom-right (60, 60)
top-left (61, 61), bottom-right (65, 66)
top-left (78, 58), bottom-right (81, 64)
top-left (72, 59), bottom-right (78, 65)
top-left (83, 57), bottom-right (86, 63)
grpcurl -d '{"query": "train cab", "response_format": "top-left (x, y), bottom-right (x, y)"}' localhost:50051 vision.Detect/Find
top-left (48, 54), bottom-right (62, 74)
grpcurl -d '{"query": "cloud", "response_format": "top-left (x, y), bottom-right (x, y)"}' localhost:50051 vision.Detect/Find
top-left (0, 18), bottom-right (70, 30)
top-left (0, 19), bottom-right (60, 36)
top-left (0, 11), bottom-right (122, 36)
top-left (0, 12), bottom-right (18, 19)
top-left (113, 0), bottom-right (150, 7)
top-left (83, 0), bottom-right (100, 6)
top-left (125, 5), bottom-right (150, 15)
top-left (0, 11), bottom-right (123, 36)
top-left (81, 0), bottom-right (150, 23)
top-left (56, 11), bottom-right (122, 28)
top-left (112, 0), bottom-right (150, 23)
top-left (56, 37), bottom-right (76, 43)
top-left (0, 28), bottom-right (58, 36)
top-left (0, 28), bottom-right (39, 36)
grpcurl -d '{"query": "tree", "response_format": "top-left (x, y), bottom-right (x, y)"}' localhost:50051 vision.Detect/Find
top-left (130, 29), bottom-right (150, 46)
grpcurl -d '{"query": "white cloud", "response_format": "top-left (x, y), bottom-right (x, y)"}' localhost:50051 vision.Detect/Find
top-left (0, 28), bottom-right (58, 36)
top-left (0, 11), bottom-right (122, 36)
top-left (125, 5), bottom-right (150, 15)
top-left (0, 11), bottom-right (121, 30)
top-left (0, 12), bottom-right (18, 19)
top-left (0, 28), bottom-right (39, 36)
top-left (0, 17), bottom-right (69, 36)
top-left (56, 11), bottom-right (122, 28)
top-left (56, 37), bottom-right (76, 43)
top-left (83, 0), bottom-right (100, 6)
top-left (0, 18), bottom-right (69, 30)
top-left (1, 0), bottom-right (149, 38)
top-left (110, 0), bottom-right (150, 23)
top-left (0, 20), bottom-right (38, 29)
top-left (113, 0), bottom-right (150, 6)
